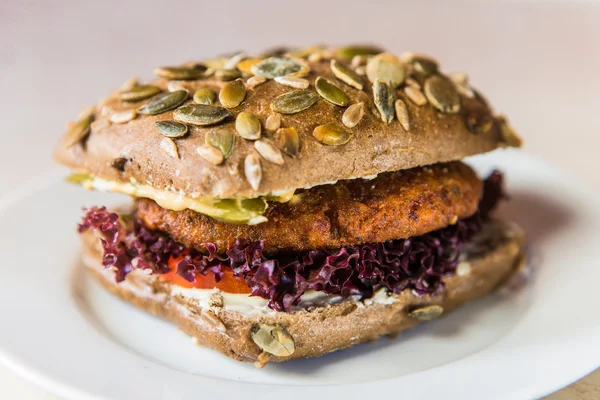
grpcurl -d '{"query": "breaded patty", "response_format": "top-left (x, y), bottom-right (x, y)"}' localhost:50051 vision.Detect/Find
top-left (136, 161), bottom-right (482, 253)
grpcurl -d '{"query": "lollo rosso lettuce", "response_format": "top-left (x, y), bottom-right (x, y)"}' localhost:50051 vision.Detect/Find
top-left (79, 171), bottom-right (504, 311)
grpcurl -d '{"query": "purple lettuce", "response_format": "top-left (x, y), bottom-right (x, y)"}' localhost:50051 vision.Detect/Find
top-left (79, 172), bottom-right (504, 311)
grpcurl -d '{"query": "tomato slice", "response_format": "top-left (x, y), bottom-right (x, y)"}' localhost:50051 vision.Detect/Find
top-left (159, 255), bottom-right (251, 294)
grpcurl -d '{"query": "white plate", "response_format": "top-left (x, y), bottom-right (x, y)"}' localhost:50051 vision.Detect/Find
top-left (0, 150), bottom-right (599, 400)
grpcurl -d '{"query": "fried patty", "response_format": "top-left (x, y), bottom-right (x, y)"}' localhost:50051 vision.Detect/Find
top-left (136, 161), bottom-right (482, 254)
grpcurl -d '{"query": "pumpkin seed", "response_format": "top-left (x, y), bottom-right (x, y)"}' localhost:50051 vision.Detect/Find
top-left (237, 58), bottom-right (262, 74)
top-left (159, 137), bottom-right (179, 159)
top-left (270, 90), bottom-right (320, 114)
top-left (205, 128), bottom-right (235, 158)
top-left (449, 72), bottom-right (475, 98)
top-left (196, 144), bottom-right (224, 165)
top-left (109, 109), bottom-right (137, 124)
top-left (273, 127), bottom-right (299, 156)
top-left (411, 56), bottom-right (439, 77)
top-left (244, 153), bottom-right (262, 190)
top-left (394, 99), bottom-right (410, 131)
top-left (336, 45), bottom-right (381, 60)
top-left (193, 88), bottom-right (217, 105)
top-left (119, 77), bottom-right (139, 92)
top-left (65, 107), bottom-right (94, 147)
top-left (342, 102), bottom-right (365, 128)
top-left (286, 45), bottom-right (324, 59)
top-left (174, 104), bottom-right (232, 126)
top-left (274, 75), bottom-right (309, 89)
top-left (216, 69), bottom-right (242, 82)
top-left (250, 324), bottom-right (295, 357)
top-left (404, 86), bottom-right (427, 106)
top-left (167, 81), bottom-right (187, 92)
top-left (120, 85), bottom-right (161, 102)
top-left (246, 75), bottom-right (267, 89)
top-left (498, 117), bottom-right (523, 147)
top-left (315, 77), bottom-right (349, 106)
top-left (313, 123), bottom-right (353, 145)
top-left (139, 90), bottom-right (188, 115)
top-left (409, 305), bottom-right (444, 321)
top-left (424, 75), bottom-right (460, 113)
top-left (203, 57), bottom-right (227, 70)
top-left (254, 140), bottom-right (284, 165)
top-left (330, 60), bottom-right (363, 90)
top-left (235, 112), bottom-right (261, 140)
top-left (219, 79), bottom-right (246, 108)
top-left (366, 52), bottom-right (405, 88)
top-left (155, 120), bottom-right (188, 138)
top-left (373, 80), bottom-right (395, 124)
top-left (251, 57), bottom-right (309, 79)
top-left (265, 114), bottom-right (281, 133)
top-left (153, 65), bottom-right (206, 80)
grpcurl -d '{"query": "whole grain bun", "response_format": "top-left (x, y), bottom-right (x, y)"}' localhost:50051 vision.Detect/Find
top-left (81, 218), bottom-right (524, 365)
top-left (54, 46), bottom-right (520, 199)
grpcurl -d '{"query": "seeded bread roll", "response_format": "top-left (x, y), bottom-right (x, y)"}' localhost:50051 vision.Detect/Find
top-left (81, 218), bottom-right (524, 365)
top-left (54, 46), bottom-right (521, 199)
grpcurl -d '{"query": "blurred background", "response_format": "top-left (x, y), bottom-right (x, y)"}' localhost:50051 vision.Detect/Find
top-left (0, 0), bottom-right (598, 398)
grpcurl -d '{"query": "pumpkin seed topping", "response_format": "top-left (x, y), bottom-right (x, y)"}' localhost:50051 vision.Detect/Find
top-left (404, 86), bottom-right (428, 106)
top-left (193, 88), bottom-right (217, 105)
top-left (315, 77), bottom-right (349, 106)
top-left (250, 324), bottom-right (295, 357)
top-left (424, 75), bottom-right (460, 113)
top-left (394, 99), bottom-right (410, 131)
top-left (205, 128), bottom-right (235, 158)
top-left (219, 79), bottom-right (246, 108)
top-left (274, 75), bottom-right (309, 89)
top-left (235, 112), bottom-right (261, 140)
top-left (273, 127), bottom-right (300, 156)
top-left (173, 104), bottom-right (232, 126)
top-left (254, 140), bottom-right (284, 165)
top-left (196, 144), bottom-right (224, 165)
top-left (216, 69), bottom-right (242, 82)
top-left (109, 109), bottom-right (137, 124)
top-left (167, 81), bottom-right (187, 92)
top-left (366, 53), bottom-right (406, 88)
top-left (265, 114), bottom-right (281, 133)
top-left (65, 106), bottom-right (94, 147)
top-left (246, 75), bottom-right (267, 89)
top-left (155, 120), bottom-right (188, 138)
top-left (159, 137), bottom-right (179, 159)
top-left (411, 56), bottom-right (439, 77)
top-left (139, 90), bottom-right (188, 115)
top-left (342, 102), bottom-right (365, 128)
top-left (330, 60), bottom-right (363, 90)
top-left (120, 85), bottom-right (161, 102)
top-left (409, 305), bottom-right (444, 321)
top-left (498, 117), bottom-right (523, 147)
top-left (251, 57), bottom-right (309, 79)
top-left (153, 65), bottom-right (206, 80)
top-left (270, 90), bottom-right (320, 114)
top-left (373, 80), bottom-right (395, 124)
top-left (237, 58), bottom-right (262, 74)
top-left (244, 153), bottom-right (262, 191)
top-left (119, 77), bottom-right (139, 92)
top-left (313, 123), bottom-right (353, 146)
top-left (336, 45), bottom-right (381, 60)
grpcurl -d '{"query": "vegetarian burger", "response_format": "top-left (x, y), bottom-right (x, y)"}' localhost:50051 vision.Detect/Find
top-left (54, 45), bottom-right (524, 366)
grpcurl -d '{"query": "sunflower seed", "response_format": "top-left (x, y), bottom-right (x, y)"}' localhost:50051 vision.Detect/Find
top-left (307, 52), bottom-right (323, 63)
top-left (174, 104), bottom-right (232, 126)
top-left (270, 90), bottom-right (320, 114)
top-left (65, 107), bottom-right (95, 147)
top-left (244, 153), bottom-right (262, 190)
top-left (223, 52), bottom-right (245, 70)
top-left (404, 86), bottom-right (427, 106)
top-left (235, 112), bottom-right (261, 140)
top-left (373, 80), bottom-right (395, 124)
top-left (192, 88), bottom-right (216, 105)
top-left (205, 128), bottom-right (235, 158)
top-left (119, 77), bottom-right (139, 92)
top-left (219, 79), bottom-right (246, 108)
top-left (366, 53), bottom-right (406, 88)
top-left (405, 78), bottom-right (421, 89)
top-left (196, 144), bottom-right (224, 165)
top-left (237, 58), bottom-right (262, 74)
top-left (350, 55), bottom-right (367, 68)
top-left (139, 90), bottom-right (188, 115)
top-left (159, 137), bottom-right (179, 159)
top-left (355, 66), bottom-right (366, 76)
top-left (90, 117), bottom-right (111, 131)
top-left (109, 109), bottom-right (137, 124)
top-left (409, 305), bottom-right (443, 321)
top-left (449, 72), bottom-right (475, 98)
top-left (315, 77), bottom-right (349, 106)
top-left (456, 261), bottom-right (471, 277)
top-left (342, 102), bottom-right (365, 128)
top-left (120, 85), bottom-right (161, 102)
top-left (246, 75), bottom-right (267, 89)
top-left (200, 310), bottom-right (227, 332)
top-left (336, 45), bottom-right (381, 60)
top-left (254, 140), bottom-right (284, 165)
top-left (498, 116), bottom-right (523, 147)
top-left (251, 324), bottom-right (295, 357)
top-left (251, 57), bottom-right (309, 79)
top-left (394, 99), bottom-right (410, 131)
top-left (424, 75), bottom-right (460, 113)
top-left (313, 123), bottom-right (353, 145)
top-left (273, 127), bottom-right (299, 156)
top-left (153, 65), bottom-right (206, 80)
top-left (265, 114), bottom-right (281, 133)
top-left (216, 69), bottom-right (242, 82)
top-left (167, 81), bottom-right (188, 92)
top-left (155, 120), bottom-right (188, 138)
top-left (330, 60), bottom-right (363, 90)
top-left (274, 75), bottom-right (309, 89)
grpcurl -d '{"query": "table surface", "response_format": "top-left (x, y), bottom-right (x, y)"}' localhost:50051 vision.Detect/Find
top-left (0, 1), bottom-right (598, 398)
